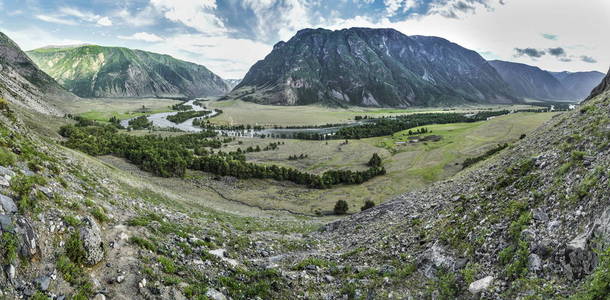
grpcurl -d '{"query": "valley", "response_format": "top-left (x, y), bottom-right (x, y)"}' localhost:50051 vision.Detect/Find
top-left (0, 5), bottom-right (609, 299)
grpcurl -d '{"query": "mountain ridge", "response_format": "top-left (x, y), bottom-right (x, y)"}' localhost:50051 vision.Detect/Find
top-left (27, 45), bottom-right (230, 99)
top-left (233, 27), bottom-right (519, 107)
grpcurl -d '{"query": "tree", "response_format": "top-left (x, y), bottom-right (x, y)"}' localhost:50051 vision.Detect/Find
top-left (361, 200), bottom-right (375, 211)
top-left (334, 200), bottom-right (349, 215)
top-left (368, 153), bottom-right (382, 167)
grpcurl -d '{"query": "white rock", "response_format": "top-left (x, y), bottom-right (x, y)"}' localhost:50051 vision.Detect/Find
top-left (468, 276), bottom-right (494, 294)
top-left (7, 264), bottom-right (15, 279)
top-left (116, 275), bottom-right (125, 283)
top-left (138, 278), bottom-right (147, 288)
top-left (205, 288), bottom-right (227, 300)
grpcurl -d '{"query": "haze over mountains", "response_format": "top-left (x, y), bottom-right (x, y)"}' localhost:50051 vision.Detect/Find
top-left (489, 60), bottom-right (604, 102)
top-left (233, 28), bottom-right (517, 107)
top-left (27, 45), bottom-right (229, 99)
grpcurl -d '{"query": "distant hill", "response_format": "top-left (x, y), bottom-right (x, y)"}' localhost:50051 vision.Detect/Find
top-left (232, 27), bottom-right (518, 107)
top-left (489, 60), bottom-right (604, 102)
top-left (224, 79), bottom-right (242, 90)
top-left (0, 31), bottom-right (78, 115)
top-left (550, 71), bottom-right (605, 100)
top-left (27, 45), bottom-right (229, 99)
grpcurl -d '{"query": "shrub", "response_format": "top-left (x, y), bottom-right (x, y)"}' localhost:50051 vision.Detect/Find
top-left (65, 232), bottom-right (87, 265)
top-left (158, 256), bottom-right (177, 273)
top-left (0, 232), bottom-right (18, 264)
top-left (334, 200), bottom-right (349, 215)
top-left (0, 147), bottom-right (16, 166)
top-left (368, 153), bottom-right (382, 167)
top-left (361, 200), bottom-right (375, 211)
top-left (90, 207), bottom-right (110, 223)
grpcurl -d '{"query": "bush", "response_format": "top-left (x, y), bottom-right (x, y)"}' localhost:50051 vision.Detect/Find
top-left (368, 153), bottom-right (382, 167)
top-left (334, 200), bottom-right (349, 215)
top-left (0, 232), bottom-right (18, 264)
top-left (361, 200), bottom-right (375, 211)
top-left (65, 232), bottom-right (87, 265)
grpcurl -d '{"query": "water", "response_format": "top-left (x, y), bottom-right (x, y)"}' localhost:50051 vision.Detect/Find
top-left (121, 99), bottom-right (369, 138)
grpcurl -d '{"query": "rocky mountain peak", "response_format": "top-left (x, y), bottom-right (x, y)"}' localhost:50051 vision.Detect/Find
top-left (586, 67), bottom-right (610, 100)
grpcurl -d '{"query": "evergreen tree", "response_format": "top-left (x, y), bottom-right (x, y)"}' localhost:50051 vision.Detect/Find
top-left (334, 200), bottom-right (349, 215)
top-left (368, 153), bottom-right (382, 167)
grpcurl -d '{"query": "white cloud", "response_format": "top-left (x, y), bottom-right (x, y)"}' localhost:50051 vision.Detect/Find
top-left (147, 33), bottom-right (272, 78)
top-left (115, 7), bottom-right (157, 27)
top-left (118, 32), bottom-right (164, 43)
top-left (97, 16), bottom-right (112, 27)
top-left (151, 0), bottom-right (225, 35)
top-left (36, 15), bottom-right (78, 26)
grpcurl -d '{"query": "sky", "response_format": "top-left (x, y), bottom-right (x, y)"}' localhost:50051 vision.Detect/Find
top-left (0, 0), bottom-right (608, 79)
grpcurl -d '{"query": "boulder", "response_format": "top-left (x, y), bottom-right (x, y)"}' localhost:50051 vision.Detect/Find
top-left (79, 216), bottom-right (105, 265)
top-left (564, 231), bottom-right (595, 280)
top-left (0, 214), bottom-right (14, 233)
top-left (528, 253), bottom-right (542, 272)
top-left (205, 288), bottom-right (227, 300)
top-left (0, 194), bottom-right (17, 213)
top-left (468, 276), bottom-right (494, 294)
top-left (15, 217), bottom-right (38, 259)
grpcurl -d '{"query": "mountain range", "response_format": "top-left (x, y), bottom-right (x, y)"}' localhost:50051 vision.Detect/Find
top-left (489, 60), bottom-right (604, 102)
top-left (27, 45), bottom-right (229, 99)
top-left (233, 27), bottom-right (518, 107)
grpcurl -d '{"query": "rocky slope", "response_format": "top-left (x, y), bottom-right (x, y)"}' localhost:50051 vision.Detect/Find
top-left (300, 71), bottom-right (610, 298)
top-left (0, 32), bottom-right (78, 116)
top-left (27, 45), bottom-right (229, 99)
top-left (489, 60), bottom-right (604, 102)
top-left (586, 67), bottom-right (610, 101)
top-left (551, 71), bottom-right (605, 101)
top-left (233, 28), bottom-right (518, 107)
top-left (224, 79), bottom-right (241, 91)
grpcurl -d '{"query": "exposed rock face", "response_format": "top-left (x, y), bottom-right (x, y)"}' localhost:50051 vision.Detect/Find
top-left (234, 27), bottom-right (517, 107)
top-left (79, 216), bottom-right (104, 265)
top-left (0, 31), bottom-right (78, 115)
top-left (586, 67), bottom-right (610, 100)
top-left (468, 276), bottom-right (493, 294)
top-left (27, 45), bottom-right (229, 99)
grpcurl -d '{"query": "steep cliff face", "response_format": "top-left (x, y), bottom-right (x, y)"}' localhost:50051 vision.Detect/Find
top-left (586, 67), bottom-right (610, 100)
top-left (233, 28), bottom-right (518, 107)
top-left (0, 32), bottom-right (78, 115)
top-left (27, 45), bottom-right (229, 99)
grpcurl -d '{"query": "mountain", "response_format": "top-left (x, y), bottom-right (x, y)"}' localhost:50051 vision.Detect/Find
top-left (224, 79), bottom-right (241, 90)
top-left (27, 45), bottom-right (229, 99)
top-left (488, 60), bottom-right (571, 101)
top-left (550, 71), bottom-right (605, 100)
top-left (233, 28), bottom-right (518, 107)
top-left (489, 60), bottom-right (604, 102)
top-left (0, 31), bottom-right (78, 115)
top-left (586, 67), bottom-right (610, 100)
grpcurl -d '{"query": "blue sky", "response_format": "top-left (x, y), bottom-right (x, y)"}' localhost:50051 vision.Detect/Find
top-left (0, 0), bottom-right (608, 78)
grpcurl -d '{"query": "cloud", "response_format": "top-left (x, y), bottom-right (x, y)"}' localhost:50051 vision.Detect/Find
top-left (118, 32), bottom-right (164, 43)
top-left (36, 15), bottom-right (78, 26)
top-left (115, 7), bottom-right (158, 27)
top-left (547, 47), bottom-right (566, 57)
top-left (581, 55), bottom-right (597, 63)
top-left (59, 7), bottom-right (113, 26)
top-left (542, 33), bottom-right (557, 40)
top-left (151, 0), bottom-right (226, 35)
top-left (514, 47), bottom-right (546, 58)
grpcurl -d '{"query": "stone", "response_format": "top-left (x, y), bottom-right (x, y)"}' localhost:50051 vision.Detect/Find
top-left (528, 253), bottom-right (542, 272)
top-left (0, 194), bottom-right (17, 214)
top-left (138, 278), bottom-right (147, 289)
top-left (0, 215), bottom-right (13, 233)
top-left (6, 264), bottom-right (15, 280)
top-left (35, 275), bottom-right (51, 291)
top-left (93, 293), bottom-right (106, 300)
top-left (116, 275), bottom-right (125, 283)
top-left (0, 177), bottom-right (9, 187)
top-left (79, 217), bottom-right (104, 265)
top-left (565, 232), bottom-right (595, 280)
top-left (532, 209), bottom-right (549, 222)
top-left (205, 288), bottom-right (227, 300)
top-left (0, 166), bottom-right (15, 177)
top-left (15, 217), bottom-right (38, 259)
top-left (468, 276), bottom-right (494, 294)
